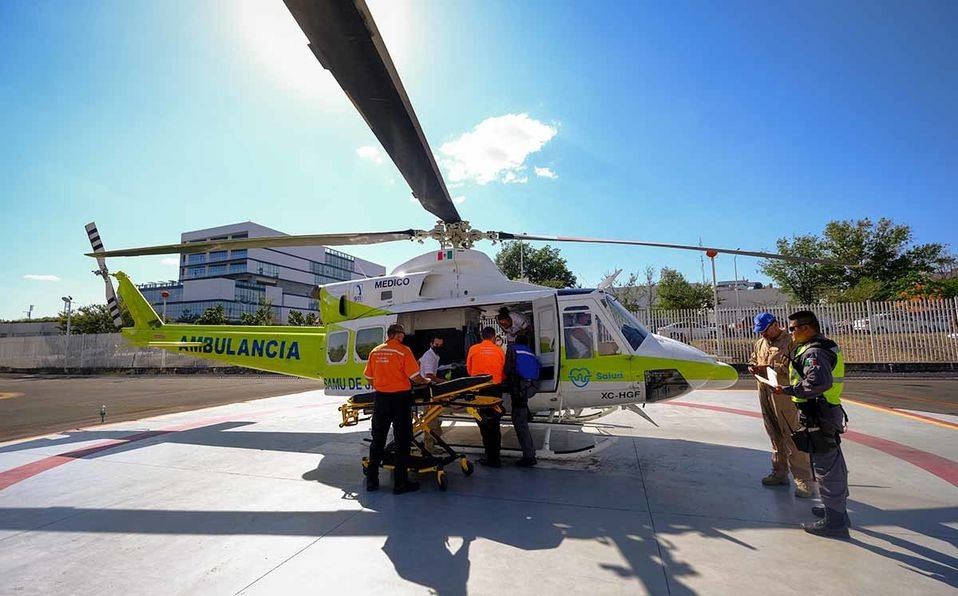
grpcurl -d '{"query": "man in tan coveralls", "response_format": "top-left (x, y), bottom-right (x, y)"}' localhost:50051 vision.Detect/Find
top-left (748, 312), bottom-right (813, 498)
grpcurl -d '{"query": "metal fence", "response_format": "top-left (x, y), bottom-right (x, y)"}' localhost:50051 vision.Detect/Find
top-left (0, 334), bottom-right (217, 370)
top-left (2, 298), bottom-right (957, 369)
top-left (634, 297), bottom-right (958, 363)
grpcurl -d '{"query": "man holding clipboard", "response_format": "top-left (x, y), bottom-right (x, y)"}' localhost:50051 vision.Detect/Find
top-left (748, 313), bottom-right (813, 498)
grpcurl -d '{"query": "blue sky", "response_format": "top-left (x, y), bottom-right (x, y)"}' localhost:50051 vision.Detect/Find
top-left (1, 0), bottom-right (956, 320)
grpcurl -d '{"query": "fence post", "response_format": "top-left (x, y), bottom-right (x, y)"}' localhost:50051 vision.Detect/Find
top-left (866, 300), bottom-right (878, 363)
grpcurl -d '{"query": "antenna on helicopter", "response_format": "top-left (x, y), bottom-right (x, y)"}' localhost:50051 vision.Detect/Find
top-left (597, 269), bottom-right (623, 290)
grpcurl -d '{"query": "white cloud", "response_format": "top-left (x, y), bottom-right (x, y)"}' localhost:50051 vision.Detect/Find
top-left (24, 274), bottom-right (60, 282)
top-left (439, 114), bottom-right (557, 185)
top-left (534, 166), bottom-right (557, 179)
top-left (452, 196), bottom-right (466, 205)
top-left (357, 145), bottom-right (385, 165)
top-left (160, 257), bottom-right (180, 266)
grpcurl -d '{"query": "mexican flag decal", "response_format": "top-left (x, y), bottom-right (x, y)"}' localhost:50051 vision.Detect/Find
top-left (437, 249), bottom-right (454, 261)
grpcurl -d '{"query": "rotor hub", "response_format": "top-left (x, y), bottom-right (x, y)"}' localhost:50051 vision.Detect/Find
top-left (422, 221), bottom-right (498, 249)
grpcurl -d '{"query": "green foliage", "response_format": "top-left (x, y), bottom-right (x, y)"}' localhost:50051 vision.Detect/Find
top-left (608, 267), bottom-right (657, 312)
top-left (825, 278), bottom-right (885, 303)
top-left (287, 310), bottom-right (320, 326)
top-left (759, 235), bottom-right (838, 304)
top-left (239, 301), bottom-right (274, 325)
top-left (760, 218), bottom-right (955, 303)
top-left (176, 309), bottom-right (198, 323)
top-left (195, 304), bottom-right (228, 325)
top-left (609, 272), bottom-right (643, 312)
top-left (656, 268), bottom-right (714, 310)
top-left (893, 273), bottom-right (958, 300)
top-left (1, 316), bottom-right (59, 323)
top-left (58, 303), bottom-right (131, 334)
top-left (495, 241), bottom-right (577, 288)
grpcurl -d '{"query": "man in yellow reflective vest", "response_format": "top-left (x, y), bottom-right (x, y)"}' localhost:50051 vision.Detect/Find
top-left (774, 310), bottom-right (850, 539)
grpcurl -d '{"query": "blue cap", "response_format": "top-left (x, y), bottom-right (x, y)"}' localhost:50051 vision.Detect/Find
top-left (753, 312), bottom-right (777, 333)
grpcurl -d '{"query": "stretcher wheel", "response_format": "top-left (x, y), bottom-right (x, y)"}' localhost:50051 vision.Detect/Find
top-left (459, 458), bottom-right (474, 476)
top-left (436, 470), bottom-right (448, 491)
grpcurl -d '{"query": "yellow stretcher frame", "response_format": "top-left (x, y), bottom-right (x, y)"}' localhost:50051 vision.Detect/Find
top-left (340, 376), bottom-right (503, 491)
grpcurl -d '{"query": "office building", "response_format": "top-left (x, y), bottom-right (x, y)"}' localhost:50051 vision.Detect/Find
top-left (138, 222), bottom-right (386, 323)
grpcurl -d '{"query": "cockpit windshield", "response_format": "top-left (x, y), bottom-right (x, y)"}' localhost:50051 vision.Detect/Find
top-left (602, 295), bottom-right (650, 351)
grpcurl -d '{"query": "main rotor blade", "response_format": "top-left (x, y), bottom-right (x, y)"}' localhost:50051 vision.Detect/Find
top-left (283, 0), bottom-right (461, 224)
top-left (497, 233), bottom-right (851, 266)
top-left (85, 230), bottom-right (421, 258)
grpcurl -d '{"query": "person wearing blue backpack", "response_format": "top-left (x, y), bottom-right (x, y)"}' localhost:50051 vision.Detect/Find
top-left (505, 334), bottom-right (541, 467)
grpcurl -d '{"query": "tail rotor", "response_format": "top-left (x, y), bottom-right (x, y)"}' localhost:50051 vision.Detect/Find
top-left (85, 222), bottom-right (125, 328)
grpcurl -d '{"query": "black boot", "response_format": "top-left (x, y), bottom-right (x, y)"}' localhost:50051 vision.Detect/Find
top-left (366, 475), bottom-right (379, 491)
top-left (812, 505), bottom-right (850, 526)
top-left (803, 508), bottom-right (849, 539)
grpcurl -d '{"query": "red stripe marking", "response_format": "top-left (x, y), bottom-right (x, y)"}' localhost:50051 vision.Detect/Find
top-left (0, 405), bottom-right (307, 491)
top-left (670, 401), bottom-right (958, 487)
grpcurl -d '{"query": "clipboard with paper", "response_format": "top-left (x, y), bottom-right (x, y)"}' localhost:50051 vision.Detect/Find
top-left (754, 368), bottom-right (779, 387)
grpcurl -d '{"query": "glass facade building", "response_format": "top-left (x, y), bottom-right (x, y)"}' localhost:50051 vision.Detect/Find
top-left (138, 222), bottom-right (385, 323)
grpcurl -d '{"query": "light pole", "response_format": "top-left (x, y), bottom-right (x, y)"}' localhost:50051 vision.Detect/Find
top-left (161, 290), bottom-right (170, 322)
top-left (62, 296), bottom-right (73, 369)
top-left (705, 251), bottom-right (723, 358)
top-left (61, 296), bottom-right (73, 337)
top-left (160, 290), bottom-right (170, 370)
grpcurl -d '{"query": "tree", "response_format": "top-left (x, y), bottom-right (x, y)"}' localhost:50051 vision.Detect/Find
top-left (195, 304), bottom-right (228, 325)
top-left (287, 310), bottom-right (320, 326)
top-left (760, 235), bottom-right (838, 304)
top-left (176, 309), bottom-right (198, 323)
top-left (240, 301), bottom-right (274, 325)
top-left (609, 271), bottom-right (643, 312)
top-left (656, 268), bottom-right (714, 310)
top-left (760, 218), bottom-right (955, 303)
top-left (58, 303), bottom-right (130, 334)
top-left (495, 241), bottom-right (577, 288)
top-left (643, 265), bottom-right (657, 309)
top-left (894, 273), bottom-right (958, 300)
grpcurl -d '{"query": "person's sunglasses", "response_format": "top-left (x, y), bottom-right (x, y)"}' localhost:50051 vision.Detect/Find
top-left (787, 324), bottom-right (807, 332)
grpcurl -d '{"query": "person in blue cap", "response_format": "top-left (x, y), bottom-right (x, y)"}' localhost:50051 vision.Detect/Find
top-left (747, 312), bottom-right (813, 498)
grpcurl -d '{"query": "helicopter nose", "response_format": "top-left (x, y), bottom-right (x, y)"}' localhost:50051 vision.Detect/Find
top-left (657, 336), bottom-right (738, 390)
top-left (699, 360), bottom-right (738, 390)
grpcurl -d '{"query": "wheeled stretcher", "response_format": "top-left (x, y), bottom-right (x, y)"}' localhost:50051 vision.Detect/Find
top-left (339, 375), bottom-right (503, 490)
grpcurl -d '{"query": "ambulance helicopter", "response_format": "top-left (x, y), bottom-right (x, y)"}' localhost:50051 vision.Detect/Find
top-left (85, 0), bottom-right (838, 426)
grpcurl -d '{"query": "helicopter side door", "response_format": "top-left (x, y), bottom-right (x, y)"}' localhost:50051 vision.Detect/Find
top-left (532, 295), bottom-right (559, 393)
top-left (559, 301), bottom-right (634, 408)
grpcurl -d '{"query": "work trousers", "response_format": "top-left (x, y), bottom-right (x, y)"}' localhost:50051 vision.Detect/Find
top-left (810, 402), bottom-right (849, 515)
top-left (511, 406), bottom-right (535, 459)
top-left (508, 378), bottom-right (536, 460)
top-left (758, 384), bottom-right (812, 483)
top-left (368, 390), bottom-right (413, 486)
top-left (476, 385), bottom-right (503, 463)
top-left (424, 413), bottom-right (444, 451)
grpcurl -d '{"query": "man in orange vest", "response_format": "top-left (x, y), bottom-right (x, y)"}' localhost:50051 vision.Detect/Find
top-left (467, 326), bottom-right (506, 467)
top-left (363, 323), bottom-right (432, 494)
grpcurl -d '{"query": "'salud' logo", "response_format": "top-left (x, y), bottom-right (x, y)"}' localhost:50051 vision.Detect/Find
top-left (569, 368), bottom-right (592, 388)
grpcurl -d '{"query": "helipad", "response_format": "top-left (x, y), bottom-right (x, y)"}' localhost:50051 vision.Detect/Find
top-left (0, 388), bottom-right (954, 595)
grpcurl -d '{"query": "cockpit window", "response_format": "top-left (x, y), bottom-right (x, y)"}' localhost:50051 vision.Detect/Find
top-left (602, 296), bottom-right (650, 351)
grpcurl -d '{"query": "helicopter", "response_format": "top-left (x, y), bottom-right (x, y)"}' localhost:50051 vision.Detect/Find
top-left (85, 0), bottom-right (839, 425)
